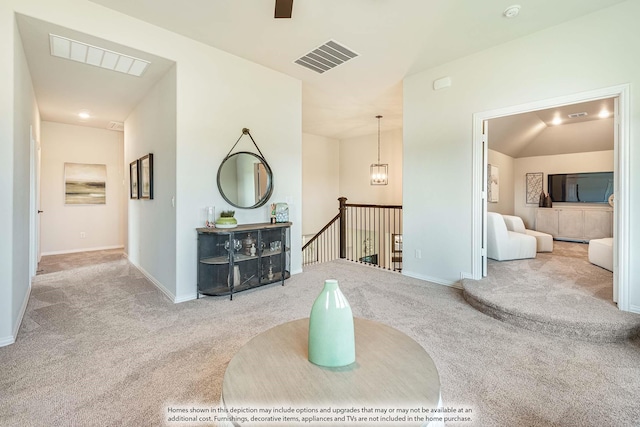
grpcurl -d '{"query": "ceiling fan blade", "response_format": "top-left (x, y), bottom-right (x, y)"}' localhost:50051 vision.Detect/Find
top-left (274, 0), bottom-right (293, 18)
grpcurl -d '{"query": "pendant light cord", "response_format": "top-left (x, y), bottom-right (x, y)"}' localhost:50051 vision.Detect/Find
top-left (376, 115), bottom-right (382, 164)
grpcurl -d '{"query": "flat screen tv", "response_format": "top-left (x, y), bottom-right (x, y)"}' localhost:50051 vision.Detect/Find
top-left (548, 172), bottom-right (613, 203)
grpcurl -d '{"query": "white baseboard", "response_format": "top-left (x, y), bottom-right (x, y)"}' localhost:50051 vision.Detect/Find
top-left (175, 294), bottom-right (197, 303)
top-left (0, 335), bottom-right (14, 347)
top-left (0, 282), bottom-right (32, 348)
top-left (402, 270), bottom-right (463, 290)
top-left (460, 272), bottom-right (474, 281)
top-left (41, 245), bottom-right (124, 256)
top-left (130, 262), bottom-right (177, 303)
top-left (629, 304), bottom-right (640, 315)
top-left (124, 254), bottom-right (199, 304)
top-left (14, 282), bottom-right (31, 338)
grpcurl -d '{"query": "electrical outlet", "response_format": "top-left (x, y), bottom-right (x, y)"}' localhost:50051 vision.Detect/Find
top-left (415, 249), bottom-right (422, 259)
top-left (80, 232), bottom-right (86, 238)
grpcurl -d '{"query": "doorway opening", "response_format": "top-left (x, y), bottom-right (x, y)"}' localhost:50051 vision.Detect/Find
top-left (471, 84), bottom-right (630, 312)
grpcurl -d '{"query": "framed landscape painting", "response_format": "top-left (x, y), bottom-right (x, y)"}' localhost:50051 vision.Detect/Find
top-left (64, 163), bottom-right (106, 205)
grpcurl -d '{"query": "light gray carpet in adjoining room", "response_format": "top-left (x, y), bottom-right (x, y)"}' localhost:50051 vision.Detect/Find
top-left (462, 241), bottom-right (640, 342)
top-left (1, 256), bottom-right (639, 426)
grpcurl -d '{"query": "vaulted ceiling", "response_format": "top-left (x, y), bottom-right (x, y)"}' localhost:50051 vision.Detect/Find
top-left (17, 0), bottom-right (626, 143)
top-left (489, 98), bottom-right (615, 158)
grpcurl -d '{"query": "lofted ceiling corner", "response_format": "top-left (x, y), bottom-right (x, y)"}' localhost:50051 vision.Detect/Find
top-left (489, 98), bottom-right (615, 158)
top-left (86, 0), bottom-right (626, 140)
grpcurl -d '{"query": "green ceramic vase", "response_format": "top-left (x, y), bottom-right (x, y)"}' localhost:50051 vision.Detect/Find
top-left (308, 279), bottom-right (355, 367)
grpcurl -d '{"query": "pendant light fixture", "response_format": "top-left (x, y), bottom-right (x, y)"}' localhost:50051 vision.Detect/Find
top-left (370, 115), bottom-right (388, 185)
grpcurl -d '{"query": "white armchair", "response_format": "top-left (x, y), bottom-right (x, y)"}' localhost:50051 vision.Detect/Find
top-left (502, 214), bottom-right (553, 253)
top-left (486, 212), bottom-right (537, 261)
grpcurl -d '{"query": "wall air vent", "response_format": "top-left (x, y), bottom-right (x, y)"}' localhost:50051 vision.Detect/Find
top-left (568, 112), bottom-right (588, 118)
top-left (294, 40), bottom-right (358, 74)
top-left (107, 121), bottom-right (124, 131)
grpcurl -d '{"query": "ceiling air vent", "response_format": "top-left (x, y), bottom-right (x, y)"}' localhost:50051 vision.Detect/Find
top-left (49, 34), bottom-right (150, 77)
top-left (107, 121), bottom-right (124, 131)
top-left (294, 40), bottom-right (358, 74)
top-left (568, 112), bottom-right (588, 118)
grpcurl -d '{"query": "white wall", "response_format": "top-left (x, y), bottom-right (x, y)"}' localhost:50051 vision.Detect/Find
top-left (4, 0), bottom-right (302, 310)
top-left (302, 133), bottom-right (339, 236)
top-left (403, 0), bottom-right (640, 310)
top-left (171, 37), bottom-right (302, 301)
top-left (40, 122), bottom-right (124, 255)
top-left (0, 11), bottom-right (40, 346)
top-left (339, 128), bottom-right (403, 205)
top-left (514, 150), bottom-right (614, 229)
top-left (126, 65), bottom-right (177, 299)
top-left (487, 149), bottom-right (514, 215)
top-left (0, 2), bottom-right (14, 345)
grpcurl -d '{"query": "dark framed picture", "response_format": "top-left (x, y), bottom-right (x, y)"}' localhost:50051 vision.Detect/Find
top-left (129, 160), bottom-right (139, 199)
top-left (139, 153), bottom-right (154, 200)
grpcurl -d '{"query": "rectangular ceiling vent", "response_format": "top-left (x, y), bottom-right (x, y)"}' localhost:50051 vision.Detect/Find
top-left (568, 112), bottom-right (588, 118)
top-left (49, 34), bottom-right (150, 77)
top-left (107, 121), bottom-right (124, 132)
top-left (294, 40), bottom-right (358, 74)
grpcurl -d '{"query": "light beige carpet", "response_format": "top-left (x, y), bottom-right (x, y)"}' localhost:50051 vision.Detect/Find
top-left (462, 241), bottom-right (640, 342)
top-left (1, 256), bottom-right (639, 426)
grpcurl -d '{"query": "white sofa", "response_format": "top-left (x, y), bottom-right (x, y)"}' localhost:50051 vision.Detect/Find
top-left (588, 237), bottom-right (613, 271)
top-left (502, 214), bottom-right (553, 253)
top-left (486, 212), bottom-right (537, 261)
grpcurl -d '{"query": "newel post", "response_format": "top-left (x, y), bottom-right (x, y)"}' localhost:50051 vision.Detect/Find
top-left (338, 197), bottom-right (347, 259)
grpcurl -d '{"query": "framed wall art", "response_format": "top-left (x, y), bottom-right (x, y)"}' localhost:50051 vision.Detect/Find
top-left (525, 172), bottom-right (544, 204)
top-left (130, 160), bottom-right (139, 199)
top-left (487, 164), bottom-right (499, 203)
top-left (139, 153), bottom-right (154, 200)
top-left (64, 162), bottom-right (106, 205)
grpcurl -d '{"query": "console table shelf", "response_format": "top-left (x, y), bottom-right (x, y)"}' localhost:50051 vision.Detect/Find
top-left (196, 222), bottom-right (291, 300)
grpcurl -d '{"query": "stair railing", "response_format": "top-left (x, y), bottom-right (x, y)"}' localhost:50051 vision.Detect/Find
top-left (302, 197), bottom-right (403, 271)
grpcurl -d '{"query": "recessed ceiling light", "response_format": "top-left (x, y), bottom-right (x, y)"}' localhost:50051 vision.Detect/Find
top-left (78, 110), bottom-right (91, 120)
top-left (552, 116), bottom-right (562, 125)
top-left (599, 109), bottom-right (610, 118)
top-left (503, 5), bottom-right (521, 18)
top-left (49, 34), bottom-right (150, 77)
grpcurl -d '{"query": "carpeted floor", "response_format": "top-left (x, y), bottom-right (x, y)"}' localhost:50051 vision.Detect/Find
top-left (461, 241), bottom-right (640, 342)
top-left (36, 248), bottom-right (125, 275)
top-left (1, 252), bottom-right (639, 426)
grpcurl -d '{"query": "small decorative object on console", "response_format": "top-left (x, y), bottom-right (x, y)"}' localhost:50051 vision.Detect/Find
top-left (275, 203), bottom-right (289, 223)
top-left (242, 233), bottom-right (257, 256)
top-left (270, 203), bottom-right (277, 224)
top-left (205, 206), bottom-right (215, 228)
top-left (216, 210), bottom-right (238, 228)
top-left (308, 279), bottom-right (356, 367)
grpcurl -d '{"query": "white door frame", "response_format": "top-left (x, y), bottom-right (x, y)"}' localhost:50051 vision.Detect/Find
top-left (471, 84), bottom-right (630, 311)
top-left (29, 126), bottom-right (41, 278)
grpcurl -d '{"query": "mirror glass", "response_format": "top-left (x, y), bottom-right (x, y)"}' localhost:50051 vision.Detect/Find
top-left (217, 152), bottom-right (273, 209)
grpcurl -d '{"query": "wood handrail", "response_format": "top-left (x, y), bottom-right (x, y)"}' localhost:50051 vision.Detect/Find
top-left (302, 213), bottom-right (340, 251)
top-left (344, 203), bottom-right (402, 209)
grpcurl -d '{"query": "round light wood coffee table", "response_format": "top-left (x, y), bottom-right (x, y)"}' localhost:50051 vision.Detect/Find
top-left (221, 317), bottom-right (441, 426)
